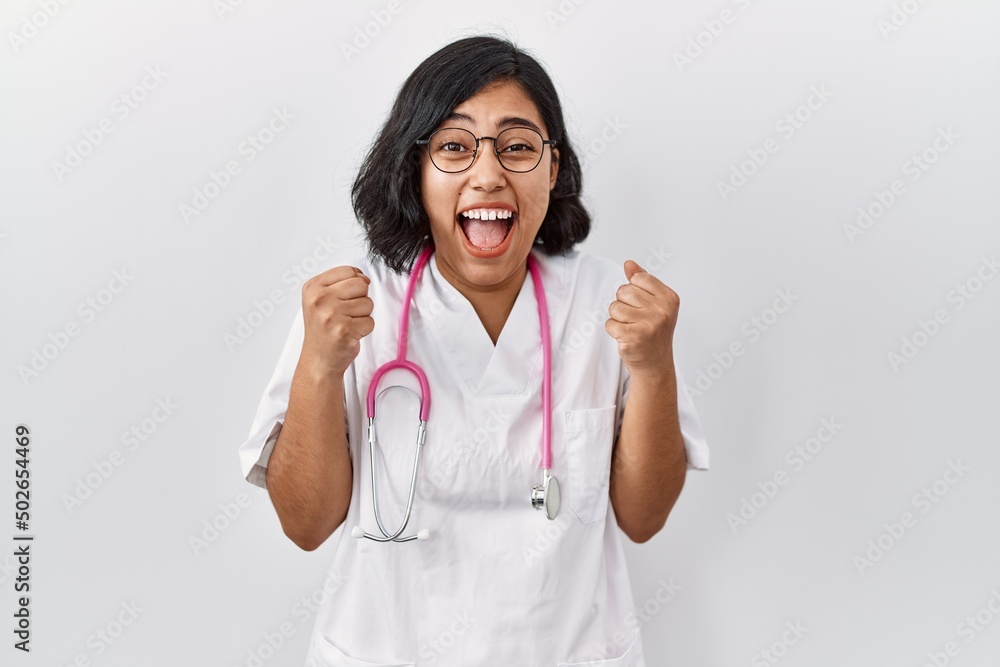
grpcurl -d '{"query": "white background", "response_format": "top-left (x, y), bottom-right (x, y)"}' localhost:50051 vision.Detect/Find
top-left (3, 1), bottom-right (1000, 665)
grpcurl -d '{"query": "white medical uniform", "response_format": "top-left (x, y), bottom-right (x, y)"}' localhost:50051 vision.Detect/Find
top-left (238, 246), bottom-right (710, 667)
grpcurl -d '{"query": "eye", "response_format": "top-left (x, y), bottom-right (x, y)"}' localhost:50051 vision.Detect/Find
top-left (501, 143), bottom-right (536, 153)
top-left (440, 141), bottom-right (468, 153)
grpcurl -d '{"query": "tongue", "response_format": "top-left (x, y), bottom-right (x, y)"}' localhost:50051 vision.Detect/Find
top-left (463, 219), bottom-right (508, 248)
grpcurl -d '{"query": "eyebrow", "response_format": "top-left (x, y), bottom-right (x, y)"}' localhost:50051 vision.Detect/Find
top-left (443, 112), bottom-right (544, 135)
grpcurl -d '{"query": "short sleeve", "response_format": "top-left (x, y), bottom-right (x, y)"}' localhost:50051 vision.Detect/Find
top-left (237, 306), bottom-right (350, 489)
top-left (237, 307), bottom-right (305, 489)
top-left (614, 358), bottom-right (710, 471)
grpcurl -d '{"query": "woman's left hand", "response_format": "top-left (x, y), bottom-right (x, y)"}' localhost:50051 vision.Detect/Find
top-left (605, 260), bottom-right (679, 376)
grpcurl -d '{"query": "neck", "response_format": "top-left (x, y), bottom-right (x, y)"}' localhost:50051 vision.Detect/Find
top-left (434, 254), bottom-right (528, 346)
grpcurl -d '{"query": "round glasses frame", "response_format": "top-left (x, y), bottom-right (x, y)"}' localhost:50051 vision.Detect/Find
top-left (415, 127), bottom-right (558, 174)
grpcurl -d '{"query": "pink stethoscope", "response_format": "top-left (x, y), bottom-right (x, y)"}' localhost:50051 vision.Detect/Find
top-left (351, 245), bottom-right (560, 543)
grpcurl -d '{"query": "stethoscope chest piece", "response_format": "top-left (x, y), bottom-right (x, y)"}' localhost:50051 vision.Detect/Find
top-left (532, 470), bottom-right (560, 520)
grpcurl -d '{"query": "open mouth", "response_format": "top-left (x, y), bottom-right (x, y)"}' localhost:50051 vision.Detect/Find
top-left (457, 209), bottom-right (516, 252)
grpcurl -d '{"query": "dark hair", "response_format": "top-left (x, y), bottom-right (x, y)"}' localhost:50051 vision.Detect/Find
top-left (351, 35), bottom-right (590, 274)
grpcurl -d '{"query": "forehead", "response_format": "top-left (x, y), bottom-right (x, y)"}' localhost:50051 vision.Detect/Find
top-left (438, 80), bottom-right (547, 136)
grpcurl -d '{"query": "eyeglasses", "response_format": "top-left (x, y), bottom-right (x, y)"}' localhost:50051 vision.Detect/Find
top-left (415, 127), bottom-right (557, 174)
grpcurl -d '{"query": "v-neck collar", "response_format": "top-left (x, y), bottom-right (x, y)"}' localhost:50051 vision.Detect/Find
top-left (415, 248), bottom-right (562, 397)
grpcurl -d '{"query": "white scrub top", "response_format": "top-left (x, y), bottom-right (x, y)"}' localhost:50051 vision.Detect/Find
top-left (238, 247), bottom-right (710, 667)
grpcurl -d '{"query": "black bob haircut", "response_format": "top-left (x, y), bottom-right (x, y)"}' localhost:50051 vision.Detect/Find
top-left (351, 35), bottom-right (591, 274)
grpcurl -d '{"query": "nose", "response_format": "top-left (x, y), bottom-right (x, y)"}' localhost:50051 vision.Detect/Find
top-left (467, 138), bottom-right (507, 191)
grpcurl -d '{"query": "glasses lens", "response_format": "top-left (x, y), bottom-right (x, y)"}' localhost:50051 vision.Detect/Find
top-left (496, 128), bottom-right (544, 172)
top-left (427, 128), bottom-right (476, 172)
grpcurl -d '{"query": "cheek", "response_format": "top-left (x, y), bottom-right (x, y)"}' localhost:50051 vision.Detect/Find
top-left (421, 170), bottom-right (462, 226)
top-left (419, 163), bottom-right (434, 204)
top-left (419, 169), bottom-right (442, 210)
top-left (520, 181), bottom-right (552, 219)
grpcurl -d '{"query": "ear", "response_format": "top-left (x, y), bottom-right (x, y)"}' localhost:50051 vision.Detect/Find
top-left (549, 147), bottom-right (559, 190)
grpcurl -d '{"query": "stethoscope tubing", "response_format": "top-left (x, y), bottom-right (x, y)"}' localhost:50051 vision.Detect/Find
top-left (357, 244), bottom-right (555, 542)
top-left (526, 251), bottom-right (553, 471)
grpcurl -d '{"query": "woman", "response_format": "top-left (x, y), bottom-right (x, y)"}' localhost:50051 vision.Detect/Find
top-left (238, 35), bottom-right (709, 666)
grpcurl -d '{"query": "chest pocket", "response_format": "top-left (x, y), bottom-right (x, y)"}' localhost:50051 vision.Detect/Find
top-left (563, 406), bottom-right (616, 524)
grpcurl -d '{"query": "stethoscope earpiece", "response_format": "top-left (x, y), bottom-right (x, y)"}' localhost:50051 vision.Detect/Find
top-left (352, 525), bottom-right (432, 541)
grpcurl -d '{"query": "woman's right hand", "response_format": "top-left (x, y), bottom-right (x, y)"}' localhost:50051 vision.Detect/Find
top-left (300, 266), bottom-right (374, 376)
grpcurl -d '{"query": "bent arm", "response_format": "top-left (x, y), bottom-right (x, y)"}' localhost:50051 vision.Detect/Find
top-left (266, 352), bottom-right (353, 551)
top-left (609, 356), bottom-right (687, 543)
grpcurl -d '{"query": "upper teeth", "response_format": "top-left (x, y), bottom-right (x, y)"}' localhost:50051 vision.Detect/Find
top-left (460, 209), bottom-right (514, 220)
